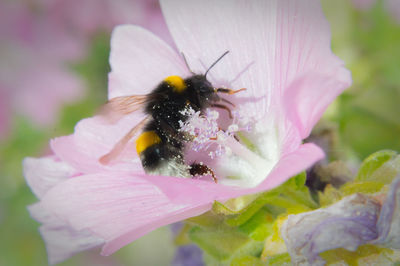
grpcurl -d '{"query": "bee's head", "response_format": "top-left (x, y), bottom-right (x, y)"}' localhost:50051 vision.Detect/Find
top-left (182, 51), bottom-right (230, 106)
top-left (186, 75), bottom-right (219, 105)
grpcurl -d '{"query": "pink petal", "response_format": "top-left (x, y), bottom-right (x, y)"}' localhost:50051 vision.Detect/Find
top-left (36, 143), bottom-right (322, 258)
top-left (51, 115), bottom-right (145, 174)
top-left (161, 0), bottom-right (277, 114)
top-left (28, 203), bottom-right (104, 265)
top-left (161, 0), bottom-right (351, 132)
top-left (386, 0), bottom-right (400, 23)
top-left (23, 156), bottom-right (77, 198)
top-left (284, 70), bottom-right (351, 139)
top-left (102, 204), bottom-right (211, 256)
top-left (352, 0), bottom-right (376, 10)
top-left (38, 173), bottom-right (211, 255)
top-left (144, 143), bottom-right (324, 205)
top-left (13, 63), bottom-right (85, 127)
top-left (253, 143), bottom-right (324, 191)
top-left (108, 25), bottom-right (188, 99)
top-left (273, 0), bottom-right (350, 96)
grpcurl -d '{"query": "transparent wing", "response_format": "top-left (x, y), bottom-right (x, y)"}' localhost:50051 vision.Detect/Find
top-left (99, 115), bottom-right (152, 165)
top-left (100, 95), bottom-right (149, 123)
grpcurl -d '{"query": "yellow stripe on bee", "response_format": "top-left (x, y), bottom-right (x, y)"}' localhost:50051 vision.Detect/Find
top-left (164, 75), bottom-right (186, 92)
top-left (135, 131), bottom-right (161, 155)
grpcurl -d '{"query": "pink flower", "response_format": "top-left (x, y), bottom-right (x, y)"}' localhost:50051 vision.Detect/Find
top-left (352, 0), bottom-right (376, 10)
top-left (24, 0), bottom-right (351, 264)
top-left (38, 0), bottom-right (172, 46)
top-left (0, 1), bottom-right (85, 129)
top-left (0, 0), bottom-right (170, 133)
top-left (352, 0), bottom-right (400, 23)
top-left (385, 0), bottom-right (400, 23)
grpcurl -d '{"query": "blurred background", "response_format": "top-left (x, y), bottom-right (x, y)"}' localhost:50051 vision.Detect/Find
top-left (0, 0), bottom-right (399, 265)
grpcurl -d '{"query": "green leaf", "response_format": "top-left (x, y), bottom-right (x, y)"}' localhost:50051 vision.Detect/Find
top-left (212, 193), bottom-right (261, 215)
top-left (341, 181), bottom-right (385, 196)
top-left (184, 172), bottom-right (316, 264)
top-left (224, 191), bottom-right (280, 227)
top-left (230, 255), bottom-right (265, 266)
top-left (285, 171), bottom-right (307, 190)
top-left (320, 244), bottom-right (395, 266)
top-left (186, 210), bottom-right (225, 228)
top-left (367, 155), bottom-right (400, 184)
top-left (238, 208), bottom-right (274, 241)
top-left (318, 184), bottom-right (343, 207)
top-left (174, 224), bottom-right (193, 246)
top-left (356, 150), bottom-right (397, 182)
top-left (220, 172), bottom-right (316, 227)
top-left (189, 227), bottom-right (261, 262)
top-left (264, 253), bottom-right (291, 266)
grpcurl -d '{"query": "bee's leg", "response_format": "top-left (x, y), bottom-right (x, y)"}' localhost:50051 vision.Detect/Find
top-left (219, 97), bottom-right (235, 106)
top-left (215, 88), bottom-right (246, 94)
top-left (211, 103), bottom-right (233, 119)
top-left (190, 163), bottom-right (218, 183)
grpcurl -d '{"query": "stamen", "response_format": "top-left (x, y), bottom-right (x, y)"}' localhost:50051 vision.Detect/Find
top-left (179, 105), bottom-right (255, 161)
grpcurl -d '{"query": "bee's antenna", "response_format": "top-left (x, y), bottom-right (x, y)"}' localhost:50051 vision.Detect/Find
top-left (181, 52), bottom-right (195, 74)
top-left (205, 51), bottom-right (229, 77)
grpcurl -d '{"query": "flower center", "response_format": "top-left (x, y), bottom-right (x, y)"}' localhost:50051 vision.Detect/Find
top-left (179, 105), bottom-right (280, 188)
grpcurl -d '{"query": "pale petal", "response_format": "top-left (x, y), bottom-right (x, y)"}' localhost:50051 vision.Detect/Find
top-left (28, 203), bottom-right (104, 265)
top-left (161, 0), bottom-right (351, 123)
top-left (102, 204), bottom-right (211, 256)
top-left (14, 63), bottom-right (85, 126)
top-left (254, 143), bottom-right (324, 192)
top-left (352, 0), bottom-right (376, 10)
top-left (38, 173), bottom-right (211, 256)
top-left (50, 115), bottom-right (145, 174)
top-left (284, 70), bottom-right (351, 138)
top-left (144, 143), bottom-right (324, 205)
top-left (274, 0), bottom-right (351, 139)
top-left (23, 156), bottom-right (77, 198)
top-left (386, 0), bottom-right (400, 23)
top-left (161, 0), bottom-right (277, 115)
top-left (281, 193), bottom-right (380, 265)
top-left (108, 25), bottom-right (188, 99)
top-left (373, 177), bottom-right (400, 248)
top-left (273, 0), bottom-right (351, 96)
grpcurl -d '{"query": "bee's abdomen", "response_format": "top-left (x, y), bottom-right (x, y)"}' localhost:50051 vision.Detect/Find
top-left (139, 143), bottom-right (183, 170)
top-left (135, 131), bottom-right (161, 155)
top-left (136, 130), bottom-right (185, 172)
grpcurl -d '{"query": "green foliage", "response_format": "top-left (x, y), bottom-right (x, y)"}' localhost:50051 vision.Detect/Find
top-left (327, 0), bottom-right (400, 159)
top-left (176, 172), bottom-right (317, 265)
top-left (180, 146), bottom-right (400, 265)
top-left (356, 150), bottom-right (398, 181)
top-left (263, 253), bottom-right (291, 266)
top-left (320, 149), bottom-right (400, 206)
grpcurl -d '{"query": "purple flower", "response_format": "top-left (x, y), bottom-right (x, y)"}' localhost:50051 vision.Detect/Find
top-left (173, 245), bottom-right (204, 266)
top-left (372, 177), bottom-right (400, 248)
top-left (281, 177), bottom-right (400, 265)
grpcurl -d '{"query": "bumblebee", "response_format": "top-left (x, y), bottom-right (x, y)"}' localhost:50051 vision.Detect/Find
top-left (99, 52), bottom-right (245, 182)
